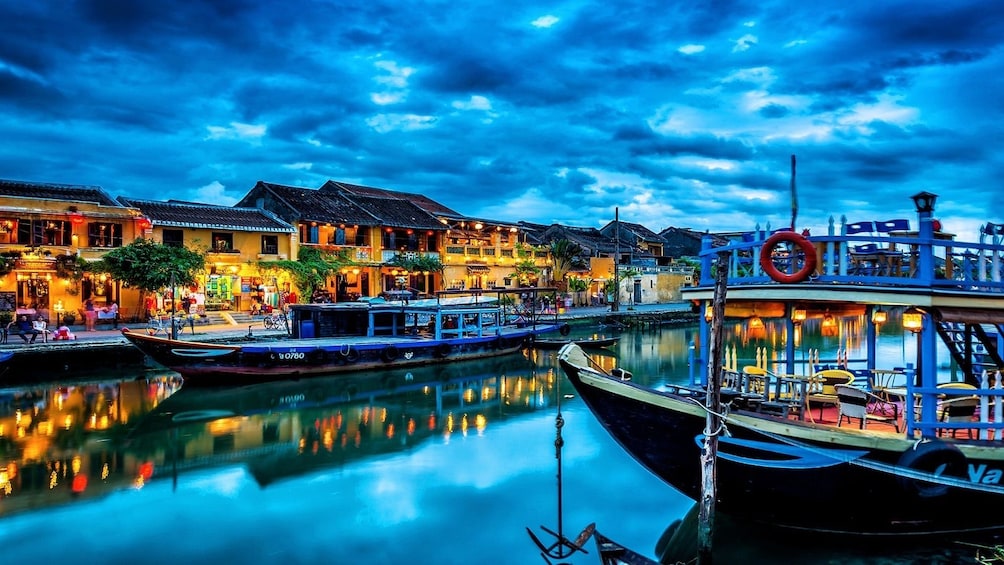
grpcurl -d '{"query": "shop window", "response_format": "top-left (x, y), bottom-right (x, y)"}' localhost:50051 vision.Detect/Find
top-left (163, 229), bottom-right (184, 247)
top-left (211, 232), bottom-right (234, 252)
top-left (87, 222), bottom-right (123, 248)
top-left (261, 234), bottom-right (278, 254)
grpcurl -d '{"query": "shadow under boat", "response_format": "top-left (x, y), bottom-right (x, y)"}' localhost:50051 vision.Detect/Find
top-left (653, 504), bottom-right (991, 564)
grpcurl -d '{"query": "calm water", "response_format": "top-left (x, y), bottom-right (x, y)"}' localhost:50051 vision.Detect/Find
top-left (0, 320), bottom-right (986, 564)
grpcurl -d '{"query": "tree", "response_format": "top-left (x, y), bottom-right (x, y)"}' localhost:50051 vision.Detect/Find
top-left (92, 238), bottom-right (205, 315)
top-left (549, 239), bottom-right (586, 291)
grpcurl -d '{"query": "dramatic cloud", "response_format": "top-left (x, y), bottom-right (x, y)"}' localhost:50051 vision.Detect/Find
top-left (0, 0), bottom-right (1002, 242)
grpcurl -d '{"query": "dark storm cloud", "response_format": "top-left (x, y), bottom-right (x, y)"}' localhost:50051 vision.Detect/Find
top-left (0, 0), bottom-right (1001, 239)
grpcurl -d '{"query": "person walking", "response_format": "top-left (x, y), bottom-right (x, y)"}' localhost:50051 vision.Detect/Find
top-left (84, 298), bottom-right (97, 331)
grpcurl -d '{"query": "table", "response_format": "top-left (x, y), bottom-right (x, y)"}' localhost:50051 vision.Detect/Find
top-left (887, 230), bottom-right (956, 278)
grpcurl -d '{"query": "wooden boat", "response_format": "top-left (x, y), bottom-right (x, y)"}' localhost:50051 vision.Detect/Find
top-left (123, 293), bottom-right (566, 385)
top-left (531, 336), bottom-right (619, 350)
top-left (558, 195), bottom-right (1004, 536)
top-left (595, 530), bottom-right (660, 565)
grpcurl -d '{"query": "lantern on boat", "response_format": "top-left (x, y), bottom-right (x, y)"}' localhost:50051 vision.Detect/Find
top-left (871, 308), bottom-right (888, 327)
top-left (791, 307), bottom-right (807, 325)
top-left (903, 307), bottom-right (924, 334)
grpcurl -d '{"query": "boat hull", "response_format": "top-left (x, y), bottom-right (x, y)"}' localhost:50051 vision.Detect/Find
top-left (123, 326), bottom-right (558, 385)
top-left (559, 349), bottom-right (1004, 536)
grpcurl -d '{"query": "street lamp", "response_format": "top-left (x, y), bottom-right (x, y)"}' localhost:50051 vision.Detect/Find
top-left (910, 192), bottom-right (938, 214)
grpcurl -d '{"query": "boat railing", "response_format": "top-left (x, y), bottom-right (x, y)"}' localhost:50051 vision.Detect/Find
top-left (696, 222), bottom-right (1004, 293)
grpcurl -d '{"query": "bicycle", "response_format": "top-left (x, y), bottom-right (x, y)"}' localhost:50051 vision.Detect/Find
top-left (147, 314), bottom-right (185, 336)
top-left (146, 316), bottom-right (171, 336)
top-left (263, 311), bottom-right (289, 330)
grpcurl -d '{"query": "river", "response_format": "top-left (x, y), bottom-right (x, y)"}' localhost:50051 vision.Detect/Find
top-left (0, 318), bottom-right (987, 564)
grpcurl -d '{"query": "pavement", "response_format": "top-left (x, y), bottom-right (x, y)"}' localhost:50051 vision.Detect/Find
top-left (2, 301), bottom-right (695, 351)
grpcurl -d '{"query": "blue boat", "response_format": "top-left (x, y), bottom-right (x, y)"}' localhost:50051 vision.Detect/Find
top-left (124, 289), bottom-right (567, 385)
top-left (559, 192), bottom-right (1004, 536)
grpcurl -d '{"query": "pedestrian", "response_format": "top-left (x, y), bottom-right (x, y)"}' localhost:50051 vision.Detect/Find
top-left (84, 298), bottom-right (97, 331)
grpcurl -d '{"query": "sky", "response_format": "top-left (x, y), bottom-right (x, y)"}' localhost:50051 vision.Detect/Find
top-left (1, 1), bottom-right (1002, 242)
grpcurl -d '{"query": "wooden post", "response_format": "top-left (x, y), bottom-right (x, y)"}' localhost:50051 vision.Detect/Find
top-left (698, 251), bottom-right (730, 564)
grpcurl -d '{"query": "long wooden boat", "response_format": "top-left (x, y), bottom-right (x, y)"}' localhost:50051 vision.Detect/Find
top-left (559, 195), bottom-right (1004, 536)
top-left (123, 294), bottom-right (566, 385)
top-left (532, 336), bottom-right (620, 350)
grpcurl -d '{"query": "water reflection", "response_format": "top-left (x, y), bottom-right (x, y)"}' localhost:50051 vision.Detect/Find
top-left (0, 353), bottom-right (615, 518)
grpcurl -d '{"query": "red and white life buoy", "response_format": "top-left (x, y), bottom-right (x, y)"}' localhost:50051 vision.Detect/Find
top-left (759, 232), bottom-right (818, 283)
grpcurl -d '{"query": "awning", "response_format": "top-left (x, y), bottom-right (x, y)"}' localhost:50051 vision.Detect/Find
top-left (467, 265), bottom-right (490, 274)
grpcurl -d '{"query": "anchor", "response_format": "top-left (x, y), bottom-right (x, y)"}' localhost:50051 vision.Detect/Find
top-left (526, 385), bottom-right (594, 564)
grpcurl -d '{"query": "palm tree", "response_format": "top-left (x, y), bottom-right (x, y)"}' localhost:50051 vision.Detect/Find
top-left (549, 239), bottom-right (585, 291)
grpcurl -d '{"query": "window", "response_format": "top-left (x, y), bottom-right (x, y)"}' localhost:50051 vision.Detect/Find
top-left (333, 228), bottom-right (346, 245)
top-left (300, 223), bottom-right (319, 244)
top-left (261, 234), bottom-right (278, 254)
top-left (163, 229), bottom-right (184, 247)
top-left (42, 220), bottom-right (71, 246)
top-left (211, 232), bottom-right (234, 252)
top-left (87, 222), bottom-right (123, 248)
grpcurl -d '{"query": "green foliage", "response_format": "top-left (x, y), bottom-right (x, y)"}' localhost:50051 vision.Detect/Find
top-left (510, 258), bottom-right (541, 285)
top-left (0, 311), bottom-right (11, 326)
top-left (568, 276), bottom-right (589, 292)
top-left (385, 253), bottom-right (444, 274)
top-left (0, 251), bottom-right (20, 278)
top-left (95, 238), bottom-right (206, 292)
top-left (549, 239), bottom-right (586, 291)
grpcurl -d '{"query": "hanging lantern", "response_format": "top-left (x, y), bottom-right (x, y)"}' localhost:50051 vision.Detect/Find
top-left (903, 307), bottom-right (924, 334)
top-left (791, 307), bottom-right (807, 325)
top-left (871, 308), bottom-right (888, 326)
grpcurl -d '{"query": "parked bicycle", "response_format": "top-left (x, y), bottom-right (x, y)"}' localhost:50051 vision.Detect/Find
top-left (263, 310), bottom-right (289, 330)
top-left (146, 314), bottom-right (186, 336)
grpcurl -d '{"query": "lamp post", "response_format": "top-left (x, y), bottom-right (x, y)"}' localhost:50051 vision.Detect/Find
top-left (903, 306), bottom-right (932, 436)
top-left (911, 191), bottom-right (938, 281)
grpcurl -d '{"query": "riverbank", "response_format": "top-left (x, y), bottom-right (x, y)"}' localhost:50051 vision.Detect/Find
top-left (0, 301), bottom-right (697, 384)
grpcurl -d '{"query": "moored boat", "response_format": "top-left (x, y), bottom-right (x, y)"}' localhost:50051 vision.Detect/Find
top-left (558, 193), bottom-right (1004, 536)
top-left (531, 336), bottom-right (620, 350)
top-left (123, 290), bottom-right (566, 385)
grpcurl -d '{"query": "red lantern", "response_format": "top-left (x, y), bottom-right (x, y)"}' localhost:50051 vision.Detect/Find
top-left (932, 219), bottom-right (943, 232)
top-left (70, 213), bottom-right (84, 225)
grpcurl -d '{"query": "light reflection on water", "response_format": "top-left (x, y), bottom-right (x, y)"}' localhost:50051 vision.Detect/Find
top-left (0, 321), bottom-right (985, 564)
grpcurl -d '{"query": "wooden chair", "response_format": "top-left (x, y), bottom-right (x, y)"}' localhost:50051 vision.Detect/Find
top-left (836, 384), bottom-right (901, 432)
top-left (938, 396), bottom-right (979, 438)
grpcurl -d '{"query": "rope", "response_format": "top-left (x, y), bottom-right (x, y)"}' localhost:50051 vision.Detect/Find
top-left (743, 422), bottom-right (1004, 496)
top-left (687, 397), bottom-right (732, 438)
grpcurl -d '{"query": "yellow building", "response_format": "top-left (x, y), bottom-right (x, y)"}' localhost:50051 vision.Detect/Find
top-left (0, 180), bottom-right (148, 323)
top-left (118, 198), bottom-right (297, 314)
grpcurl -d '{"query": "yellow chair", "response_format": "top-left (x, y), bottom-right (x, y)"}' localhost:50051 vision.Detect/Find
top-left (807, 369), bottom-right (855, 421)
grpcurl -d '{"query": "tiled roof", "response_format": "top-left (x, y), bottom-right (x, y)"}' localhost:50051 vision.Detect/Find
top-left (117, 197), bottom-right (294, 232)
top-left (321, 180), bottom-right (461, 216)
top-left (351, 195), bottom-right (445, 230)
top-left (0, 178), bottom-right (120, 206)
top-left (603, 220), bottom-right (666, 243)
top-left (256, 182), bottom-right (378, 226)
